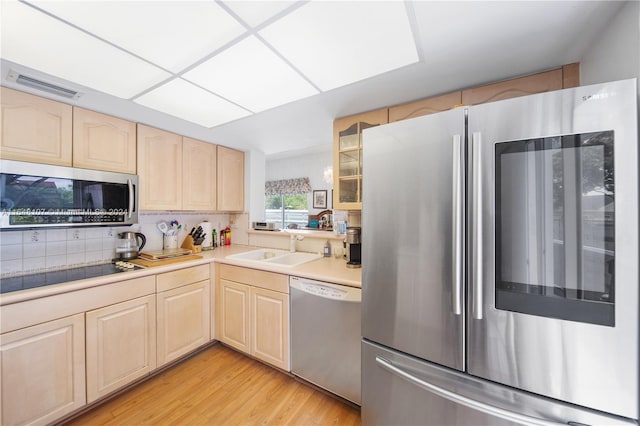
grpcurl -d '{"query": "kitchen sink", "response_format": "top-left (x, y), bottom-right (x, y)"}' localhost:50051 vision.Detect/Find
top-left (262, 252), bottom-right (322, 267)
top-left (225, 249), bottom-right (321, 267)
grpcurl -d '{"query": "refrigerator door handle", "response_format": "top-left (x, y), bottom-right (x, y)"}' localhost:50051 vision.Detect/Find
top-left (375, 356), bottom-right (564, 426)
top-left (451, 134), bottom-right (463, 316)
top-left (472, 132), bottom-right (484, 320)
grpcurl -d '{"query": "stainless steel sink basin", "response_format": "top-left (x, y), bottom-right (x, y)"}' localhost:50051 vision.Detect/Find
top-left (225, 249), bottom-right (321, 267)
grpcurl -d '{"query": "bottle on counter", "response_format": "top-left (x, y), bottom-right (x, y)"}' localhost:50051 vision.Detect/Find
top-left (324, 240), bottom-right (331, 257)
top-left (212, 229), bottom-right (217, 248)
top-left (225, 227), bottom-right (231, 245)
top-left (220, 229), bottom-right (226, 247)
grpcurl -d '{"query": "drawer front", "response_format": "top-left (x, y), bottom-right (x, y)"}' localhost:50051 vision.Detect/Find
top-left (157, 264), bottom-right (210, 293)
top-left (218, 264), bottom-right (288, 294)
top-left (1, 275), bottom-right (156, 334)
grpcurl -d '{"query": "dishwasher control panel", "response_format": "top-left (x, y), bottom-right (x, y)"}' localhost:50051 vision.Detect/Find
top-left (290, 276), bottom-right (361, 302)
top-left (301, 282), bottom-right (347, 299)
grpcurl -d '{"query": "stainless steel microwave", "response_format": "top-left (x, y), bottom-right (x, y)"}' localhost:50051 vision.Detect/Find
top-left (0, 160), bottom-right (138, 229)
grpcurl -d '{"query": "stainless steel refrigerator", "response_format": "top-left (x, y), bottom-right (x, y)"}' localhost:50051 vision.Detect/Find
top-left (361, 79), bottom-right (639, 425)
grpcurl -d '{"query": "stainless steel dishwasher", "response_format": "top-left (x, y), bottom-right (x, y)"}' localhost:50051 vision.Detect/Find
top-left (290, 276), bottom-right (361, 405)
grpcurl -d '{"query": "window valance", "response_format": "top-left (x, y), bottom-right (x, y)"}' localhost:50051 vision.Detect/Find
top-left (265, 177), bottom-right (312, 196)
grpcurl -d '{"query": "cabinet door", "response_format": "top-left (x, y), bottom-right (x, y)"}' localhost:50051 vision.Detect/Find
top-left (251, 286), bottom-right (289, 371)
top-left (333, 108), bottom-right (388, 210)
top-left (157, 280), bottom-right (210, 366)
top-left (137, 124), bottom-right (182, 210)
top-left (217, 145), bottom-right (244, 211)
top-left (0, 87), bottom-right (72, 166)
top-left (85, 295), bottom-right (156, 403)
top-left (461, 68), bottom-right (563, 105)
top-left (389, 91), bottom-right (462, 123)
top-left (0, 313), bottom-right (85, 426)
top-left (183, 137), bottom-right (217, 211)
top-left (73, 107), bottom-right (137, 173)
top-left (217, 278), bottom-right (250, 353)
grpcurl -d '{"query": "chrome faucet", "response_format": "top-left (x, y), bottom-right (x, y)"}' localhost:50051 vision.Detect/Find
top-left (290, 234), bottom-right (304, 252)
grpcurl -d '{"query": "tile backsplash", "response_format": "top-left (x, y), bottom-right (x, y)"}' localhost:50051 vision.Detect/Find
top-left (0, 211), bottom-right (241, 278)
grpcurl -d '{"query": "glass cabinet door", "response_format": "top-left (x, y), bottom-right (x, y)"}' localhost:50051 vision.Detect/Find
top-left (333, 109), bottom-right (388, 210)
top-left (495, 131), bottom-right (615, 326)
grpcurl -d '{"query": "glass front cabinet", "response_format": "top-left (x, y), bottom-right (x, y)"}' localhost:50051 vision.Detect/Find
top-left (333, 109), bottom-right (388, 210)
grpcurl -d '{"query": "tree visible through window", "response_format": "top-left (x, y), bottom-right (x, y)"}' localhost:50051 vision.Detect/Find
top-left (265, 194), bottom-right (308, 229)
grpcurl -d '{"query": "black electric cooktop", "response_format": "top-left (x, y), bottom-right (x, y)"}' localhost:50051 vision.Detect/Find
top-left (0, 262), bottom-right (143, 295)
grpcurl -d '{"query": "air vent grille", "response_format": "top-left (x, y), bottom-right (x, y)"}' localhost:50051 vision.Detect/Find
top-left (6, 71), bottom-right (81, 99)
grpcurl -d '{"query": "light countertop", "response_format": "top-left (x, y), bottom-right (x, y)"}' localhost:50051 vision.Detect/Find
top-left (1, 244), bottom-right (361, 306)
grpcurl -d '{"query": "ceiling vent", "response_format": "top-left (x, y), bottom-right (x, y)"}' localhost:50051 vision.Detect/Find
top-left (6, 70), bottom-right (82, 100)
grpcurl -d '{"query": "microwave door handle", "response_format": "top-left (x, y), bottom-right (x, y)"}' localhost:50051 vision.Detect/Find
top-left (472, 132), bottom-right (483, 320)
top-left (375, 356), bottom-right (564, 426)
top-left (451, 134), bottom-right (463, 316)
top-left (127, 178), bottom-right (134, 219)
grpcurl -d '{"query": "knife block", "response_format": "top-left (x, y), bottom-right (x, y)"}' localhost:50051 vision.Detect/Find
top-left (181, 235), bottom-right (202, 253)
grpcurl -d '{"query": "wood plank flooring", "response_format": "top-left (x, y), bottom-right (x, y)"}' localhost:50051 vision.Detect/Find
top-left (62, 344), bottom-right (361, 426)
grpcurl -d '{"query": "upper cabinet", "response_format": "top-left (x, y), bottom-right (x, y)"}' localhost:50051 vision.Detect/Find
top-left (389, 91), bottom-right (462, 123)
top-left (137, 124), bottom-right (183, 211)
top-left (333, 108), bottom-right (388, 211)
top-left (461, 68), bottom-right (563, 105)
top-left (217, 145), bottom-right (244, 212)
top-left (0, 88), bottom-right (136, 173)
top-left (333, 63), bottom-right (580, 211)
top-left (183, 137), bottom-right (217, 211)
top-left (0, 87), bottom-right (72, 166)
top-left (73, 107), bottom-right (137, 174)
top-left (138, 125), bottom-right (229, 212)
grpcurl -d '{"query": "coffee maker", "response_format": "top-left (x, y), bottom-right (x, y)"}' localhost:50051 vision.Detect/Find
top-left (345, 227), bottom-right (361, 268)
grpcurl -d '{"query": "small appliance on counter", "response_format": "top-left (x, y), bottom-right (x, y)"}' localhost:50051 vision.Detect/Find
top-left (252, 221), bottom-right (278, 231)
top-left (115, 232), bottom-right (146, 260)
top-left (198, 221), bottom-right (213, 250)
top-left (345, 227), bottom-right (361, 268)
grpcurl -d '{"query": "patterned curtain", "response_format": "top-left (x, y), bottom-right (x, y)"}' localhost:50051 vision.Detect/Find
top-left (265, 177), bottom-right (312, 196)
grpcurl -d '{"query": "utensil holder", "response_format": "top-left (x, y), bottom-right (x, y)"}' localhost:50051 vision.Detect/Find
top-left (181, 235), bottom-right (202, 253)
top-left (163, 234), bottom-right (178, 250)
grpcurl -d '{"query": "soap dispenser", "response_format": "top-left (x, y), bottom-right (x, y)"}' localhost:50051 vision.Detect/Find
top-left (323, 240), bottom-right (332, 257)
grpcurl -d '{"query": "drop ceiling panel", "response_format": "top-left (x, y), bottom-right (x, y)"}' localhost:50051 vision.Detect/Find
top-left (134, 78), bottom-right (251, 128)
top-left (183, 36), bottom-right (319, 113)
top-left (27, 0), bottom-right (247, 73)
top-left (259, 1), bottom-right (419, 91)
top-left (223, 0), bottom-right (298, 27)
top-left (1, 1), bottom-right (170, 98)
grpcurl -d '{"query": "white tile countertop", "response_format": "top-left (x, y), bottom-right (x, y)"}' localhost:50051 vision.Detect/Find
top-left (0, 244), bottom-right (361, 306)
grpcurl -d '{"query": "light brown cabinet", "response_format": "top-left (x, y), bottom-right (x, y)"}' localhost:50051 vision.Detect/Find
top-left (217, 264), bottom-right (289, 370)
top-left (138, 125), bottom-right (224, 211)
top-left (85, 294), bottom-right (156, 403)
top-left (334, 64), bottom-right (581, 211)
top-left (218, 278), bottom-right (251, 353)
top-left (461, 68), bottom-right (564, 105)
top-left (137, 124), bottom-right (183, 210)
top-left (389, 91), bottom-right (462, 123)
top-left (0, 86), bottom-right (73, 166)
top-left (217, 145), bottom-right (244, 212)
top-left (183, 137), bottom-right (217, 211)
top-left (0, 313), bottom-right (86, 426)
top-left (156, 265), bottom-right (211, 366)
top-left (73, 107), bottom-right (137, 173)
top-left (333, 108), bottom-right (388, 211)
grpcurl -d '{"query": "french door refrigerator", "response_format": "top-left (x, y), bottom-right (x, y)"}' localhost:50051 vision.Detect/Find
top-left (361, 79), bottom-right (638, 425)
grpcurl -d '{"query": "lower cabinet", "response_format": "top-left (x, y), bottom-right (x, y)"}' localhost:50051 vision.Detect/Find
top-left (218, 278), bottom-right (251, 353)
top-left (217, 264), bottom-right (290, 371)
top-left (85, 295), bottom-right (157, 403)
top-left (0, 313), bottom-right (86, 426)
top-left (156, 265), bottom-right (211, 366)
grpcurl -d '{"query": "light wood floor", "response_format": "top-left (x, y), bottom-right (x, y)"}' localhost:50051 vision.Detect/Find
top-left (62, 344), bottom-right (361, 426)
